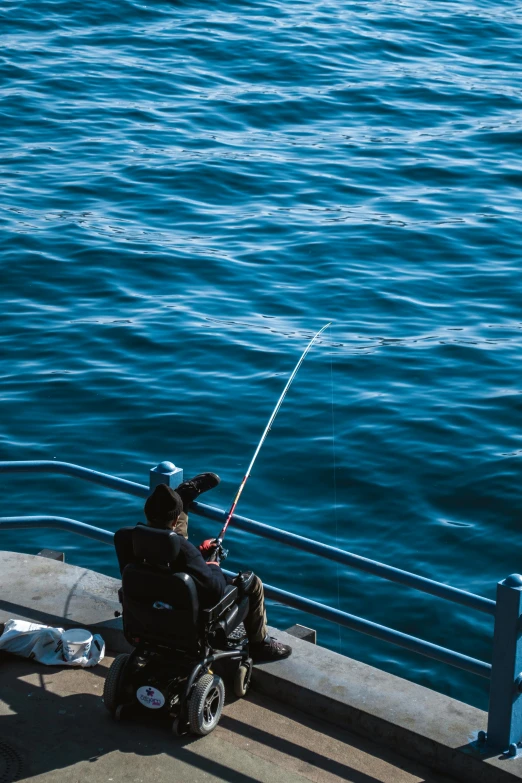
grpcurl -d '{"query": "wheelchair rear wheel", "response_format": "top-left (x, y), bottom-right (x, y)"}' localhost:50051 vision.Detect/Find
top-left (103, 653), bottom-right (130, 715)
top-left (188, 673), bottom-right (225, 736)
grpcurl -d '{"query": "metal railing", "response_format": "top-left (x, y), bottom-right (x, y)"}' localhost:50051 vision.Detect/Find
top-left (0, 458), bottom-right (519, 754)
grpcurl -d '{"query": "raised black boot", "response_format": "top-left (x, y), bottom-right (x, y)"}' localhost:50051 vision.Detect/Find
top-left (175, 472), bottom-right (220, 511)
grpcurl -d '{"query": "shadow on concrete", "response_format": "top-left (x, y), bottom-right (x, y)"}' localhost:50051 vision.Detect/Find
top-left (220, 711), bottom-right (384, 783)
top-left (0, 648), bottom-right (108, 681)
top-left (455, 739), bottom-right (511, 763)
top-left (0, 597), bottom-right (81, 630)
top-left (0, 658), bottom-right (192, 781)
top-left (0, 657), bottom-right (454, 783)
top-left (0, 595), bottom-right (128, 656)
top-left (220, 690), bottom-right (455, 783)
top-left (2, 656), bottom-right (319, 783)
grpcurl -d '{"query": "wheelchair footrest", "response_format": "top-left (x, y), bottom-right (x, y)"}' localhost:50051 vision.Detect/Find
top-left (227, 623), bottom-right (247, 643)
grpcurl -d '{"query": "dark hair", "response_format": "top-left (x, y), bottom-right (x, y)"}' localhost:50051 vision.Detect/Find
top-left (144, 484), bottom-right (183, 529)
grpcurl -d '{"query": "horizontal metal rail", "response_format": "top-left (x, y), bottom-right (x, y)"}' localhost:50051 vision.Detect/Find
top-left (221, 569), bottom-right (491, 679)
top-left (0, 460), bottom-right (495, 616)
top-left (0, 515), bottom-right (491, 679)
top-left (0, 460), bottom-right (148, 499)
top-left (192, 501), bottom-right (496, 616)
top-left (0, 515), bottom-right (114, 545)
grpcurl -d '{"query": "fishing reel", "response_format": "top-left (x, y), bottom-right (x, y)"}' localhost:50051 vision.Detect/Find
top-left (214, 538), bottom-right (228, 564)
top-left (199, 538), bottom-right (228, 564)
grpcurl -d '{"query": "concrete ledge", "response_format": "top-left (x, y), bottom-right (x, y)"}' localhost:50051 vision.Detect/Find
top-left (285, 624), bottom-right (317, 643)
top-left (1, 550), bottom-right (522, 782)
top-left (255, 628), bottom-right (522, 783)
top-left (0, 550), bottom-right (132, 654)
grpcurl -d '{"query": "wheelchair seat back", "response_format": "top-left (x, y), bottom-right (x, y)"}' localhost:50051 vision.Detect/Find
top-left (115, 525), bottom-right (202, 653)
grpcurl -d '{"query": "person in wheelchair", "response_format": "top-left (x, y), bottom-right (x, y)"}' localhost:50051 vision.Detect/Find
top-left (112, 471), bottom-right (290, 737)
top-left (138, 474), bottom-right (292, 663)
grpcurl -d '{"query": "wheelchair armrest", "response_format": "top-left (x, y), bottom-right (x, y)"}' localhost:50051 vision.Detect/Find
top-left (203, 585), bottom-right (238, 624)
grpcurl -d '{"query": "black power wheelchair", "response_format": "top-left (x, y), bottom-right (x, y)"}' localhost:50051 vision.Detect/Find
top-left (103, 525), bottom-right (253, 736)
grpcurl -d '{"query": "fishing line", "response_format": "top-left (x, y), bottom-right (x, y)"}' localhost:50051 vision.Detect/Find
top-left (217, 322), bottom-right (331, 543)
top-left (329, 325), bottom-right (342, 655)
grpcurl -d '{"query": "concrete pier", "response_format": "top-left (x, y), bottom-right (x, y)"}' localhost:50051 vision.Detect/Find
top-left (0, 654), bottom-right (454, 783)
top-left (1, 550), bottom-right (522, 783)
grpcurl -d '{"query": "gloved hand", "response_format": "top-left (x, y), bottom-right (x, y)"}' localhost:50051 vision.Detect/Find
top-left (199, 538), bottom-right (219, 563)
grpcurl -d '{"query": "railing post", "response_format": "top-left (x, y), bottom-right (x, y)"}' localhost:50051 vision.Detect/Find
top-left (149, 461), bottom-right (183, 492)
top-left (487, 574), bottom-right (522, 755)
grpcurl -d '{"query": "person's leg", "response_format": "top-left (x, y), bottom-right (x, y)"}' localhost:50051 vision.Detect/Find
top-left (173, 511), bottom-right (189, 539)
top-left (243, 575), bottom-right (268, 643)
top-left (243, 576), bottom-right (292, 662)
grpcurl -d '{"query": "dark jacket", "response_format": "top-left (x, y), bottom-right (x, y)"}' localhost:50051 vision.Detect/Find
top-left (115, 525), bottom-right (229, 609)
top-left (174, 535), bottom-right (229, 608)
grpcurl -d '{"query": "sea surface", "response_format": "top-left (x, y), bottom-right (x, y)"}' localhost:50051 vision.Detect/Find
top-left (2, 0), bottom-right (522, 711)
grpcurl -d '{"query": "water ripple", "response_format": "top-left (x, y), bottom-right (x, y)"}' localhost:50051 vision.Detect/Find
top-left (2, 0), bottom-right (522, 709)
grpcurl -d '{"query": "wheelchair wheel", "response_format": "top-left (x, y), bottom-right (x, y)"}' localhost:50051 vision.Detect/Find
top-left (188, 673), bottom-right (225, 736)
top-left (103, 653), bottom-right (130, 715)
top-left (233, 660), bottom-right (252, 698)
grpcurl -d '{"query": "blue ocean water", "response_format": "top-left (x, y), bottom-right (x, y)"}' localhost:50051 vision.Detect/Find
top-left (2, 0), bottom-right (522, 710)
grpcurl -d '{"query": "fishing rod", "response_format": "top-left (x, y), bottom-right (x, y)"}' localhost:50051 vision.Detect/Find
top-left (216, 322), bottom-right (331, 550)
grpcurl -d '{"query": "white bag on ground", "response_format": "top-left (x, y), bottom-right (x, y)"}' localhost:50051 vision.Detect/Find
top-left (0, 619), bottom-right (105, 667)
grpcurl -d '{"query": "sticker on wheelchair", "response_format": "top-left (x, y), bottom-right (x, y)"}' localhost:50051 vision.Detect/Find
top-left (136, 685), bottom-right (165, 709)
